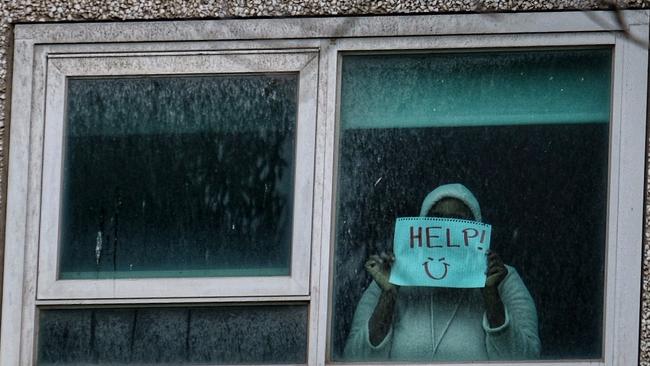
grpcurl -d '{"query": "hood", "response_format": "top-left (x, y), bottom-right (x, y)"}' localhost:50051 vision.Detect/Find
top-left (419, 183), bottom-right (482, 222)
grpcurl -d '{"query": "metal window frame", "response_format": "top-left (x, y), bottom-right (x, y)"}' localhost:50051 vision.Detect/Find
top-left (37, 51), bottom-right (318, 300)
top-left (1, 10), bottom-right (648, 366)
top-left (319, 31), bottom-right (648, 366)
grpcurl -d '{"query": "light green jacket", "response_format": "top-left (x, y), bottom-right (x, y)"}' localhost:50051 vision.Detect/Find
top-left (344, 265), bottom-right (541, 361)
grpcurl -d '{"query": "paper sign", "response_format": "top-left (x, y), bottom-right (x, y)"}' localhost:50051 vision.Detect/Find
top-left (389, 217), bottom-right (492, 288)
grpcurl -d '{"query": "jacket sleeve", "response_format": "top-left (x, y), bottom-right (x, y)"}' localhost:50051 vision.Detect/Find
top-left (343, 281), bottom-right (393, 361)
top-left (483, 265), bottom-right (541, 360)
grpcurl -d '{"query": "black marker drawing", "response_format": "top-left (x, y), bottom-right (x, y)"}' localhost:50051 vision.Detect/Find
top-left (423, 257), bottom-right (450, 280)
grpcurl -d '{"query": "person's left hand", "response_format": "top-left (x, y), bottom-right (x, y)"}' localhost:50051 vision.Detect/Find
top-left (484, 250), bottom-right (508, 290)
top-left (483, 250), bottom-right (508, 328)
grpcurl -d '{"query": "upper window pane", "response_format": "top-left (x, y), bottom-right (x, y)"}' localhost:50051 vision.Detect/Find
top-left (331, 49), bottom-right (610, 362)
top-left (340, 49), bottom-right (611, 128)
top-left (58, 74), bottom-right (297, 279)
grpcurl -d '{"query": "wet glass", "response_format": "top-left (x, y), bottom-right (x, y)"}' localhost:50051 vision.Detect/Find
top-left (331, 49), bottom-right (611, 361)
top-left (58, 74), bottom-right (297, 279)
top-left (38, 305), bottom-right (308, 365)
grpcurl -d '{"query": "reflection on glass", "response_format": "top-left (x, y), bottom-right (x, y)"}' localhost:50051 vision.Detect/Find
top-left (331, 49), bottom-right (610, 361)
top-left (38, 305), bottom-right (308, 365)
top-left (59, 74), bottom-right (297, 279)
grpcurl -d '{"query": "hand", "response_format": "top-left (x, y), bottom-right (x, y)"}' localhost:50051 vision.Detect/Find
top-left (483, 250), bottom-right (508, 328)
top-left (484, 250), bottom-right (508, 290)
top-left (366, 252), bottom-right (398, 345)
top-left (365, 252), bottom-right (396, 292)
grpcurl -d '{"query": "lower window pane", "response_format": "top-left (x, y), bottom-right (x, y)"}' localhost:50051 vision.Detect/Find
top-left (38, 305), bottom-right (308, 365)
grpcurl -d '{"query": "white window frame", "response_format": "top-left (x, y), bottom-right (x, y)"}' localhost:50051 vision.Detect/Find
top-left (319, 33), bottom-right (647, 366)
top-left (1, 10), bottom-right (648, 366)
top-left (38, 51), bottom-right (317, 300)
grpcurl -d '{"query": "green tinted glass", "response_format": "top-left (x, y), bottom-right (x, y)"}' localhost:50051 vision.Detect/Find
top-left (341, 49), bottom-right (611, 128)
top-left (332, 49), bottom-right (610, 362)
top-left (59, 75), bottom-right (297, 279)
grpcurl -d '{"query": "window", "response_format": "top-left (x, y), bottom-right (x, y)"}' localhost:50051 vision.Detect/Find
top-left (331, 49), bottom-right (610, 362)
top-left (1, 11), bottom-right (647, 366)
top-left (38, 51), bottom-right (317, 299)
top-left (38, 305), bottom-right (309, 365)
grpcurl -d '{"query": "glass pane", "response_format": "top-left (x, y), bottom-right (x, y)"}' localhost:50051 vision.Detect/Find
top-left (38, 305), bottom-right (308, 365)
top-left (331, 49), bottom-right (610, 362)
top-left (59, 74), bottom-right (297, 279)
top-left (340, 50), bottom-right (611, 128)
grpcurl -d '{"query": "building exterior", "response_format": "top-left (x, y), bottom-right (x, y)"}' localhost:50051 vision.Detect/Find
top-left (1, 1), bottom-right (650, 365)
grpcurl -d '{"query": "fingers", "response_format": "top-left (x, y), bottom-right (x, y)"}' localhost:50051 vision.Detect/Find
top-left (486, 251), bottom-right (504, 266)
top-left (366, 252), bottom-right (395, 269)
top-left (365, 253), bottom-right (396, 292)
top-left (369, 254), bottom-right (383, 263)
top-left (487, 256), bottom-right (503, 269)
top-left (379, 251), bottom-right (396, 263)
top-left (486, 250), bottom-right (502, 261)
top-left (485, 250), bottom-right (507, 277)
top-left (487, 265), bottom-right (506, 276)
top-left (365, 255), bottom-right (383, 271)
top-left (365, 253), bottom-right (393, 272)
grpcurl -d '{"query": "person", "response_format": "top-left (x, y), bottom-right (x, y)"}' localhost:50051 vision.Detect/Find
top-left (344, 183), bottom-right (541, 361)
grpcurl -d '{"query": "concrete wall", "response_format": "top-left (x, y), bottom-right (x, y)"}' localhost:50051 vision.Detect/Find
top-left (2, 0), bottom-right (650, 363)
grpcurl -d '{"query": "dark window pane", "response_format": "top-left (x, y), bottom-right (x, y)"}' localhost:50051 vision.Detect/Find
top-left (59, 74), bottom-right (297, 279)
top-left (331, 49), bottom-right (610, 361)
top-left (38, 305), bottom-right (308, 365)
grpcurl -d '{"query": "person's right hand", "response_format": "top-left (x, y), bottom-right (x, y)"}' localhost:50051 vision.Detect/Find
top-left (365, 252), bottom-right (396, 292)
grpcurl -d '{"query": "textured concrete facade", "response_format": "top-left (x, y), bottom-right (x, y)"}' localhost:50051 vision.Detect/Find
top-left (2, 0), bottom-right (650, 364)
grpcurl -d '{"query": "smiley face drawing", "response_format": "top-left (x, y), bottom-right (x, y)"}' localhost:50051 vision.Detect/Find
top-left (423, 257), bottom-right (450, 280)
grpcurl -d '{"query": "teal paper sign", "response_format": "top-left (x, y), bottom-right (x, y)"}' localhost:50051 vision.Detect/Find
top-left (389, 217), bottom-right (492, 288)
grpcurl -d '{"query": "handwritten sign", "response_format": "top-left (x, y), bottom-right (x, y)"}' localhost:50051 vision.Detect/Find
top-left (389, 217), bottom-right (492, 288)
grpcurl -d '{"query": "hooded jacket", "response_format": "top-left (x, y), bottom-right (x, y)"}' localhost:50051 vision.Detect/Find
top-left (343, 184), bottom-right (541, 361)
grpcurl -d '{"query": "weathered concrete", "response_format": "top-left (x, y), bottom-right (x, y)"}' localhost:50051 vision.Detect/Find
top-left (2, 0), bottom-right (650, 364)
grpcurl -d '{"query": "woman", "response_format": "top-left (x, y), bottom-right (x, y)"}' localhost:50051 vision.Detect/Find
top-left (344, 183), bottom-right (541, 361)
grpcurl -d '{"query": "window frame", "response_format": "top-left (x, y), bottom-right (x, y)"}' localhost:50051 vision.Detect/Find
top-left (38, 51), bottom-right (318, 300)
top-left (1, 10), bottom-right (647, 366)
top-left (320, 34), bottom-right (644, 365)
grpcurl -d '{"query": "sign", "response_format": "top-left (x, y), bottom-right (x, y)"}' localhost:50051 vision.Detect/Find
top-left (389, 217), bottom-right (492, 288)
